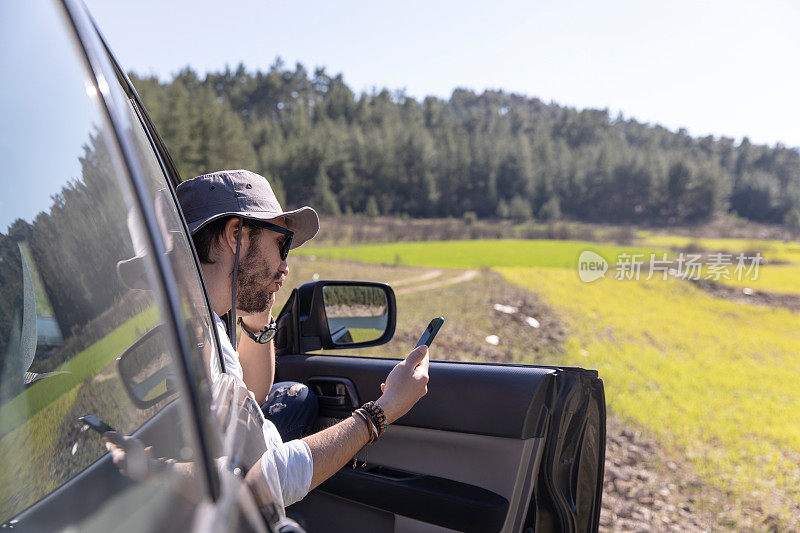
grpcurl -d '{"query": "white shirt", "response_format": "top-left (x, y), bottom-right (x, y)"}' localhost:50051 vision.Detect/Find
top-left (210, 313), bottom-right (313, 506)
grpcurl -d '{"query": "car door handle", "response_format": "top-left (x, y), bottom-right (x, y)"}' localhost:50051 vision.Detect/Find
top-left (307, 377), bottom-right (360, 412)
top-left (318, 391), bottom-right (346, 407)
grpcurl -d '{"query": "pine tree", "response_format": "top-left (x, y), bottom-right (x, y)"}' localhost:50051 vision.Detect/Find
top-left (128, 63), bottom-right (800, 227)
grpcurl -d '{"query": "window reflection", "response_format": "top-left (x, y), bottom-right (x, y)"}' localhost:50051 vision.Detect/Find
top-left (0, 0), bottom-right (198, 525)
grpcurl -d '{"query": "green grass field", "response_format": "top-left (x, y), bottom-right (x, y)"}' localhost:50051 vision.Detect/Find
top-left (300, 238), bottom-right (800, 526)
top-left (299, 239), bottom-right (661, 269)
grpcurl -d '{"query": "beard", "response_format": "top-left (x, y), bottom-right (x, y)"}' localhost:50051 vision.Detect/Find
top-left (235, 232), bottom-right (281, 314)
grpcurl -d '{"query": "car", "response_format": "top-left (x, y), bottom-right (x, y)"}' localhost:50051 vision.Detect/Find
top-left (0, 1), bottom-right (606, 531)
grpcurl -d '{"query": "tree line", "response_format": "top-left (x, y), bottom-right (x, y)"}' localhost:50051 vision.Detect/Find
top-left (130, 61), bottom-right (800, 227)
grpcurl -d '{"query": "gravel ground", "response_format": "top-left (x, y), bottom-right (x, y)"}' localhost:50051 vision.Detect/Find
top-left (600, 416), bottom-right (795, 532)
top-left (601, 416), bottom-right (717, 532)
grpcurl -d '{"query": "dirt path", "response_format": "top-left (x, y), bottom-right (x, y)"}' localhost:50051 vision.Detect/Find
top-left (395, 269), bottom-right (478, 295)
top-left (685, 276), bottom-right (800, 310)
top-left (388, 269), bottom-right (443, 286)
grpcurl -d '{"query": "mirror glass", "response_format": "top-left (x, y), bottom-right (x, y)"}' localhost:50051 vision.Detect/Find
top-left (116, 324), bottom-right (176, 408)
top-left (322, 285), bottom-right (388, 345)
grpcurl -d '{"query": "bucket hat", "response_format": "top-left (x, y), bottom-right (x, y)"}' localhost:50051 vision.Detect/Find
top-left (176, 170), bottom-right (319, 247)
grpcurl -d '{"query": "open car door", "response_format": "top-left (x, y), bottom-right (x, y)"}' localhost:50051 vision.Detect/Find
top-left (274, 281), bottom-right (606, 533)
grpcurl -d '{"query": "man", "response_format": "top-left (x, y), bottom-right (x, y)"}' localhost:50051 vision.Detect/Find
top-left (181, 172), bottom-right (318, 440)
top-left (175, 169), bottom-right (430, 506)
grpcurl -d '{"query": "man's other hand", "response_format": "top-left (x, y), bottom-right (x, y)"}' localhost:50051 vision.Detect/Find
top-left (376, 345), bottom-right (430, 424)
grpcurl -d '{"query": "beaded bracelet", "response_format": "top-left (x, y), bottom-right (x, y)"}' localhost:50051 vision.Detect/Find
top-left (361, 401), bottom-right (387, 438)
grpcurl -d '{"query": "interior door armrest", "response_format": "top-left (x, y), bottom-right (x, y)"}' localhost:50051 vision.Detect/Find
top-left (317, 465), bottom-right (509, 532)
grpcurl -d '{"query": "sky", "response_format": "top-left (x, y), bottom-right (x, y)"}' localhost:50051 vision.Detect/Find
top-left (1, 2), bottom-right (105, 232)
top-left (85, 0), bottom-right (800, 149)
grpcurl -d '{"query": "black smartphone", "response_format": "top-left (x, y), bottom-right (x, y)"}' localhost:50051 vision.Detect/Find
top-left (415, 317), bottom-right (444, 348)
top-left (79, 414), bottom-right (116, 434)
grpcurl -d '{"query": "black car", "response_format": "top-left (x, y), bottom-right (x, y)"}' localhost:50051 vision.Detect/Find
top-left (0, 1), bottom-right (606, 531)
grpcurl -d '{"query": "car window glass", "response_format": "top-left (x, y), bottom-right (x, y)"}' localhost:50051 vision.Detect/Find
top-left (117, 90), bottom-right (220, 402)
top-left (112, 78), bottom-right (224, 458)
top-left (0, 1), bottom-right (203, 526)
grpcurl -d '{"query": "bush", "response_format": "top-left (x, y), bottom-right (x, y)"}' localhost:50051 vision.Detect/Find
top-left (365, 197), bottom-right (380, 218)
top-left (539, 196), bottom-right (562, 221)
top-left (509, 196), bottom-right (532, 222)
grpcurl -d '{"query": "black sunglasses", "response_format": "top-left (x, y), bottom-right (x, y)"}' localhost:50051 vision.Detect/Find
top-left (251, 220), bottom-right (294, 260)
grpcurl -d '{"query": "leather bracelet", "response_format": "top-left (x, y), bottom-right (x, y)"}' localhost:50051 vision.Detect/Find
top-left (353, 409), bottom-right (377, 444)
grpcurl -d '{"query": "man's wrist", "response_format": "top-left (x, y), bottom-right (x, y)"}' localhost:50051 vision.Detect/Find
top-left (240, 314), bottom-right (273, 335)
top-left (375, 395), bottom-right (399, 425)
top-left (239, 315), bottom-right (277, 345)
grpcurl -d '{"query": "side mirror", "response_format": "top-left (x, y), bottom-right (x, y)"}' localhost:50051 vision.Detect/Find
top-left (116, 324), bottom-right (177, 408)
top-left (275, 281), bottom-right (396, 355)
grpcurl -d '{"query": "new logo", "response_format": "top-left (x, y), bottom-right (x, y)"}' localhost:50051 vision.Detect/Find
top-left (578, 251), bottom-right (608, 282)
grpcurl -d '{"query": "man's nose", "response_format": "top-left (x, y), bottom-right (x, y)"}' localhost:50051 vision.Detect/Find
top-left (278, 259), bottom-right (289, 276)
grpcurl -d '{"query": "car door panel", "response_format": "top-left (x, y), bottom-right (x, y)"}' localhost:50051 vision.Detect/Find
top-left (287, 428), bottom-right (535, 532)
top-left (287, 491), bottom-right (395, 532)
top-left (318, 426), bottom-right (536, 532)
top-left (277, 354), bottom-right (604, 532)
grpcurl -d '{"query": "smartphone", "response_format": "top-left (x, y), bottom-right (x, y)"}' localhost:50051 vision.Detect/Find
top-left (415, 317), bottom-right (445, 348)
top-left (79, 414), bottom-right (116, 434)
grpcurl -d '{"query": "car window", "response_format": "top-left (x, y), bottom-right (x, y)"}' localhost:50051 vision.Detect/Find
top-left (117, 81), bottom-right (222, 397)
top-left (111, 91), bottom-right (290, 522)
top-left (0, 1), bottom-right (206, 526)
top-left (110, 61), bottom-right (227, 471)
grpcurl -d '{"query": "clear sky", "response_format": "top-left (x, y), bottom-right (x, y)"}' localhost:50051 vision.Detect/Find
top-left (85, 0), bottom-right (800, 149)
top-left (1, 2), bottom-right (104, 232)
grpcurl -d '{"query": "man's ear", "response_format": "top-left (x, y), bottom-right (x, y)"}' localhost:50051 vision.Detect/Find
top-left (220, 217), bottom-right (244, 256)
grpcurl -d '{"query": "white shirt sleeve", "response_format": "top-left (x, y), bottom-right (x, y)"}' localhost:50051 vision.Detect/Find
top-left (263, 430), bottom-right (313, 506)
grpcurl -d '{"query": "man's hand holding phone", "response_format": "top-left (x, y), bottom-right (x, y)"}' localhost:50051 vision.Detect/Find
top-left (376, 317), bottom-right (443, 424)
top-left (377, 345), bottom-right (430, 424)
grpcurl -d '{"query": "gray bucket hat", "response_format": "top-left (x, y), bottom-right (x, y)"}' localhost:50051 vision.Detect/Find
top-left (176, 170), bottom-right (319, 247)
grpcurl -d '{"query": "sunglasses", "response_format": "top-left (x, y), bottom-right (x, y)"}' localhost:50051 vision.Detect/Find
top-left (251, 220), bottom-right (294, 261)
